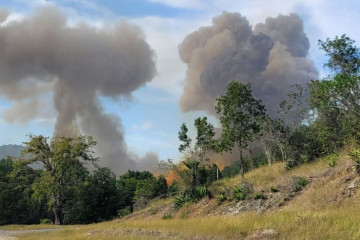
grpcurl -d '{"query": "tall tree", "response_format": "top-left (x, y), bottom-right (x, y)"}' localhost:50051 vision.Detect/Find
top-left (314, 35), bottom-right (360, 117)
top-left (215, 81), bottom-right (266, 177)
top-left (261, 117), bottom-right (288, 165)
top-left (308, 35), bottom-right (360, 149)
top-left (19, 135), bottom-right (97, 225)
top-left (178, 117), bottom-right (216, 188)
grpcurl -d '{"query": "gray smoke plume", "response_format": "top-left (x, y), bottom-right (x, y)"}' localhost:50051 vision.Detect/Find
top-left (179, 12), bottom-right (318, 117)
top-left (0, 6), bottom-right (158, 174)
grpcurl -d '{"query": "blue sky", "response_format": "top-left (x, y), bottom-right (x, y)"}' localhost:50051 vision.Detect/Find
top-left (0, 0), bottom-right (360, 163)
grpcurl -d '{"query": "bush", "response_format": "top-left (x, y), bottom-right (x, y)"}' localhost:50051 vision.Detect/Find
top-left (191, 185), bottom-right (207, 201)
top-left (295, 177), bottom-right (309, 192)
top-left (162, 213), bottom-right (172, 220)
top-left (252, 192), bottom-right (267, 200)
top-left (117, 206), bottom-right (131, 218)
top-left (40, 218), bottom-right (52, 224)
top-left (286, 159), bottom-right (300, 170)
top-left (217, 193), bottom-right (227, 205)
top-left (270, 186), bottom-right (279, 193)
top-left (174, 194), bottom-right (192, 210)
top-left (233, 186), bottom-right (251, 201)
top-left (323, 153), bottom-right (338, 167)
top-left (350, 149), bottom-right (360, 164)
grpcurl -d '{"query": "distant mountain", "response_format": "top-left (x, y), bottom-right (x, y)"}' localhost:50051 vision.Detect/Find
top-left (0, 144), bottom-right (25, 159)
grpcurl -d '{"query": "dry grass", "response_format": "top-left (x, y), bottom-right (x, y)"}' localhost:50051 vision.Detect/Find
top-left (18, 206), bottom-right (360, 240)
top-left (17, 154), bottom-right (360, 240)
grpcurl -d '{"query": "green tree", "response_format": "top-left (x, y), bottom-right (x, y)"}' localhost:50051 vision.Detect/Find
top-left (116, 170), bottom-right (155, 211)
top-left (308, 35), bottom-right (360, 151)
top-left (315, 35), bottom-right (360, 117)
top-left (261, 117), bottom-right (288, 165)
top-left (19, 135), bottom-right (97, 225)
top-left (65, 167), bottom-right (121, 224)
top-left (0, 157), bottom-right (47, 225)
top-left (215, 81), bottom-right (266, 177)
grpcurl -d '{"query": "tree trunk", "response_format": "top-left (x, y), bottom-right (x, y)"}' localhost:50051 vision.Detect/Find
top-left (278, 143), bottom-right (286, 162)
top-left (249, 148), bottom-right (254, 170)
top-left (53, 194), bottom-right (64, 225)
top-left (239, 145), bottom-right (244, 178)
top-left (264, 146), bottom-right (272, 167)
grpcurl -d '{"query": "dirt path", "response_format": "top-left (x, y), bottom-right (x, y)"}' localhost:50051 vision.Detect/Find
top-left (0, 229), bottom-right (59, 240)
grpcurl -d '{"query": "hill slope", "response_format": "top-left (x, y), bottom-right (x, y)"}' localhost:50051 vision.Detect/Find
top-left (0, 145), bottom-right (24, 159)
top-left (13, 153), bottom-right (360, 240)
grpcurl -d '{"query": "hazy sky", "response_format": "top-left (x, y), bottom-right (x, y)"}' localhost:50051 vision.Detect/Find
top-left (0, 0), bottom-right (359, 164)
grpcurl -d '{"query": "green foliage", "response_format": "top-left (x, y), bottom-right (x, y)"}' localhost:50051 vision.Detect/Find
top-left (222, 155), bottom-right (267, 178)
top-left (323, 153), bottom-right (338, 167)
top-left (319, 34), bottom-right (360, 75)
top-left (40, 218), bottom-right (52, 224)
top-left (350, 149), bottom-right (360, 164)
top-left (192, 185), bottom-right (207, 201)
top-left (174, 194), bottom-right (193, 210)
top-left (216, 193), bottom-right (227, 205)
top-left (233, 186), bottom-right (251, 201)
top-left (19, 135), bottom-right (97, 225)
top-left (286, 125), bottom-right (323, 169)
top-left (162, 213), bottom-right (172, 220)
top-left (168, 180), bottom-right (180, 196)
top-left (0, 157), bottom-right (49, 225)
top-left (65, 167), bottom-right (122, 224)
top-left (270, 186), bottom-right (279, 193)
top-left (295, 178), bottom-right (309, 192)
top-left (117, 206), bottom-right (131, 219)
top-left (216, 81), bottom-right (266, 177)
top-left (117, 170), bottom-right (159, 211)
top-left (307, 35), bottom-right (360, 159)
top-left (252, 192), bottom-right (267, 200)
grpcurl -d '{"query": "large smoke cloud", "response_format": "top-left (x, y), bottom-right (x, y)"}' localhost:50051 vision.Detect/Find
top-left (179, 12), bottom-right (318, 116)
top-left (0, 7), bottom-right (157, 174)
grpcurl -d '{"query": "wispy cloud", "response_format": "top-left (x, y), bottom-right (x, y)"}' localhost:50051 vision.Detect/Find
top-left (132, 120), bottom-right (153, 131)
top-left (147, 0), bottom-right (206, 9)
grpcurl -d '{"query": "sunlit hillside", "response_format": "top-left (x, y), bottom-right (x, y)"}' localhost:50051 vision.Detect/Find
top-left (10, 152), bottom-right (360, 240)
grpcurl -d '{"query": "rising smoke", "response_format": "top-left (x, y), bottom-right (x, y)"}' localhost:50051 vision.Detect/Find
top-left (179, 12), bottom-right (318, 117)
top-left (0, 6), bottom-right (157, 173)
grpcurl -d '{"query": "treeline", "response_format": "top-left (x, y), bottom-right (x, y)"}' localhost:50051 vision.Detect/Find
top-left (0, 137), bottom-right (168, 225)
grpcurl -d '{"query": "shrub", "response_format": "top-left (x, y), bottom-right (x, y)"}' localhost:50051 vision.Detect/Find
top-left (40, 218), bottom-right (52, 224)
top-left (323, 153), bottom-right (338, 167)
top-left (174, 194), bottom-right (192, 210)
top-left (233, 186), bottom-right (251, 201)
top-left (192, 185), bottom-right (207, 201)
top-left (217, 193), bottom-right (227, 205)
top-left (286, 159), bottom-right (300, 170)
top-left (162, 213), bottom-right (172, 220)
top-left (252, 192), bottom-right (267, 200)
top-left (117, 206), bottom-right (131, 218)
top-left (295, 177), bottom-right (309, 192)
top-left (270, 186), bottom-right (279, 193)
top-left (350, 149), bottom-right (360, 164)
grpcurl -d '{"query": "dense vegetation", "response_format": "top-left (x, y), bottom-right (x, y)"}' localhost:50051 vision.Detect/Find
top-left (1, 35), bottom-right (360, 226)
top-left (0, 137), bottom-right (168, 225)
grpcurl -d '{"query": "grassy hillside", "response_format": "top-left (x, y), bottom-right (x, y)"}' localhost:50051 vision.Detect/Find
top-left (14, 153), bottom-right (360, 240)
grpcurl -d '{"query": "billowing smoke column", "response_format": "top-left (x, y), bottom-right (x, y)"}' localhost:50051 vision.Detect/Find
top-left (0, 7), bottom-right (157, 173)
top-left (179, 12), bottom-right (318, 116)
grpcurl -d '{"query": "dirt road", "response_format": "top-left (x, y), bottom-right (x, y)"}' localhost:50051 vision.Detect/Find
top-left (0, 229), bottom-right (59, 240)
